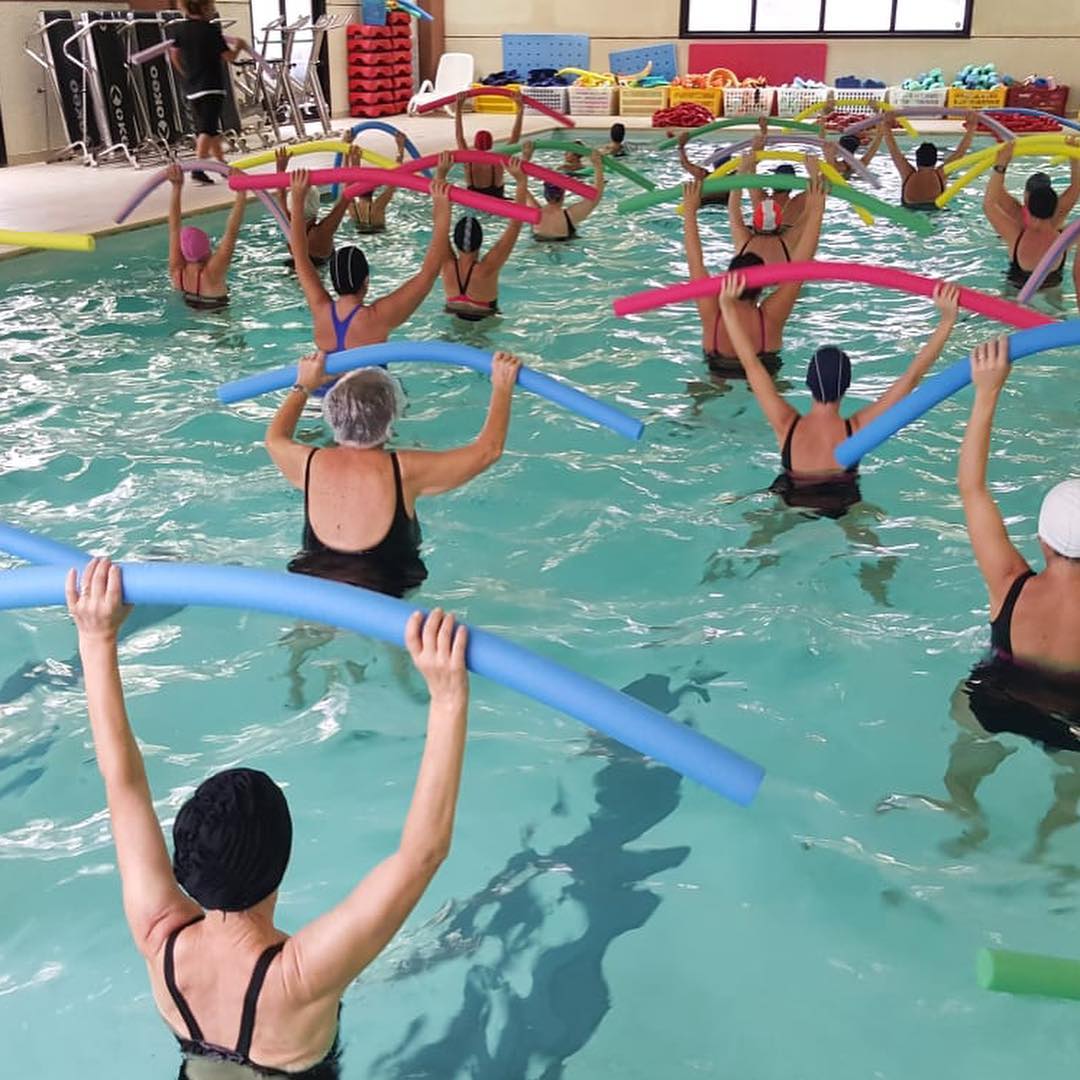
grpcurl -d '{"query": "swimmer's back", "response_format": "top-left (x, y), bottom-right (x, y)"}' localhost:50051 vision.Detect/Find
top-left (996, 571), bottom-right (1080, 676)
top-left (902, 168), bottom-right (946, 209)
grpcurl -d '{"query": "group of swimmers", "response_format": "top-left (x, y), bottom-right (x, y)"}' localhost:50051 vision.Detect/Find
top-left (59, 82), bottom-right (1079, 1078)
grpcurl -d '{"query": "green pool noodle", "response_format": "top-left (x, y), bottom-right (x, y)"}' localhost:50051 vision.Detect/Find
top-left (494, 139), bottom-right (656, 190)
top-left (617, 174), bottom-right (934, 236)
top-left (977, 948), bottom-right (1080, 1001)
top-left (656, 117), bottom-right (821, 150)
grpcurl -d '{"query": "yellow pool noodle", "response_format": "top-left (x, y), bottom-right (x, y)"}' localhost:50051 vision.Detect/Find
top-left (0, 229), bottom-right (95, 252)
top-left (794, 97), bottom-right (886, 123)
top-left (232, 140), bottom-right (395, 171)
top-left (944, 136), bottom-right (1077, 176)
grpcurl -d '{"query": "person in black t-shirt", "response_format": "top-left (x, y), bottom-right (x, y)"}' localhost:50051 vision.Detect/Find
top-left (167, 0), bottom-right (247, 184)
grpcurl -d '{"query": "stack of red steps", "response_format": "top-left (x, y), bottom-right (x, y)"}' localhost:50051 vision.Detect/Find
top-left (347, 11), bottom-right (412, 117)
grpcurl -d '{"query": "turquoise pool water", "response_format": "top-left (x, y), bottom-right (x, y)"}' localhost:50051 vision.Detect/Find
top-left (1, 137), bottom-right (1079, 1078)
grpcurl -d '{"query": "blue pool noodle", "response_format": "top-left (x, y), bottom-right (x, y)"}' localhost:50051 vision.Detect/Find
top-left (0, 523), bottom-right (89, 568)
top-left (834, 320), bottom-right (1080, 468)
top-left (217, 341), bottom-right (645, 441)
top-left (330, 121), bottom-right (431, 198)
top-left (0, 563), bottom-right (764, 806)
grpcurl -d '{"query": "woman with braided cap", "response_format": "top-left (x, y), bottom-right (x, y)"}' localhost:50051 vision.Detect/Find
top-left (66, 556), bottom-right (472, 1078)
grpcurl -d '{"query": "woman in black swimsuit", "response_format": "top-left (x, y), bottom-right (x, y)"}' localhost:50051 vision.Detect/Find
top-left (984, 141), bottom-right (1067, 289)
top-left (454, 87), bottom-right (524, 197)
top-left (880, 114), bottom-right (976, 209)
top-left (266, 349), bottom-right (522, 595)
top-left (65, 556), bottom-right (472, 1077)
top-left (529, 152), bottom-right (605, 241)
top-left (710, 274), bottom-right (960, 603)
top-left (889, 338), bottom-right (1080, 858)
top-left (274, 145), bottom-right (354, 267)
top-left (166, 163), bottom-right (247, 310)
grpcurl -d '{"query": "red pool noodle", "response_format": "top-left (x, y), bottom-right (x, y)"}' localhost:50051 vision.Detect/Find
top-left (383, 150), bottom-right (599, 201)
top-left (612, 260), bottom-right (1055, 330)
top-left (416, 86), bottom-right (575, 128)
top-left (230, 167), bottom-right (541, 224)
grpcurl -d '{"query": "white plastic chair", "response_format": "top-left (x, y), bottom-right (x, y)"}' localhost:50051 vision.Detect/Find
top-left (408, 52), bottom-right (475, 115)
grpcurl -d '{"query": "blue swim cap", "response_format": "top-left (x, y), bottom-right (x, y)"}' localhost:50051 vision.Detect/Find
top-left (806, 346), bottom-right (851, 403)
top-left (543, 181), bottom-right (565, 201)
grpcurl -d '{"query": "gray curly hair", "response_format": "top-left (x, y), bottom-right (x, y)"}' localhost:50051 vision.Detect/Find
top-left (321, 368), bottom-right (404, 448)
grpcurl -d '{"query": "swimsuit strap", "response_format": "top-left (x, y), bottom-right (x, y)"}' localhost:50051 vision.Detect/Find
top-left (758, 306), bottom-right (766, 353)
top-left (331, 301), bottom-right (365, 352)
top-left (991, 568), bottom-right (1036, 656)
top-left (163, 915), bottom-right (208, 1043)
top-left (234, 941), bottom-right (287, 1060)
top-left (844, 417), bottom-right (853, 438)
top-left (780, 415), bottom-right (800, 472)
top-left (1012, 231), bottom-right (1024, 266)
top-left (779, 236), bottom-right (791, 262)
top-left (389, 450), bottom-right (405, 504)
top-left (454, 256), bottom-right (477, 298)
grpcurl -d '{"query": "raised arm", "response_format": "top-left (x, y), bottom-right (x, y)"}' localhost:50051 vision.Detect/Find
top-left (399, 352), bottom-right (520, 497)
top-left (454, 92), bottom-right (469, 151)
top-left (67, 559), bottom-right (200, 958)
top-left (881, 119), bottom-right (913, 178)
top-left (957, 337), bottom-right (1030, 610)
top-left (369, 176), bottom-right (452, 330)
top-left (727, 155), bottom-right (753, 249)
top-left (373, 135), bottom-right (408, 213)
top-left (265, 351), bottom-right (327, 488)
top-left (289, 169), bottom-right (333, 316)
top-left (678, 134), bottom-right (709, 181)
top-left (944, 115), bottom-right (977, 166)
top-left (282, 608), bottom-right (469, 1001)
top-left (482, 158), bottom-right (527, 271)
top-left (206, 185), bottom-right (247, 278)
top-left (860, 127), bottom-right (884, 167)
top-left (719, 275), bottom-right (797, 442)
top-left (308, 149), bottom-right (356, 248)
top-left (567, 152), bottom-right (605, 225)
top-left (983, 143), bottom-right (1021, 245)
top-left (273, 146), bottom-right (291, 217)
top-left (762, 166), bottom-right (826, 329)
top-left (508, 87), bottom-right (525, 145)
top-left (1055, 138), bottom-right (1080, 223)
top-left (850, 283), bottom-right (959, 429)
top-left (166, 163), bottom-right (184, 278)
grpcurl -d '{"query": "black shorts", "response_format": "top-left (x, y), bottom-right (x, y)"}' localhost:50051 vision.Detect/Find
top-left (188, 93), bottom-right (224, 136)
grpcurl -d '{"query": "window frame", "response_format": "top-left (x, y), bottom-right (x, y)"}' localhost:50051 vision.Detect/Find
top-left (679, 0), bottom-right (973, 38)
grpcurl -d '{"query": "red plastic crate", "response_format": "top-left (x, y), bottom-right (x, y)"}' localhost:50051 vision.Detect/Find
top-left (1005, 84), bottom-right (1070, 115)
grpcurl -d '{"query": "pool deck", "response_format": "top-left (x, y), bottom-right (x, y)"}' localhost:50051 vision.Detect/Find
top-left (0, 113), bottom-right (966, 260)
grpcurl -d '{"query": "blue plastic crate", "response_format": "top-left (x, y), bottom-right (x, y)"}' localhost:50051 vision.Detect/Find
top-left (361, 0), bottom-right (387, 25)
top-left (502, 34), bottom-right (590, 77)
top-left (609, 44), bottom-right (677, 82)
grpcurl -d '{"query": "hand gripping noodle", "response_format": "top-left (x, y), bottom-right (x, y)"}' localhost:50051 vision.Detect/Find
top-left (217, 340), bottom-right (644, 441)
top-left (0, 561), bottom-right (764, 807)
top-left (834, 320), bottom-right (1080, 468)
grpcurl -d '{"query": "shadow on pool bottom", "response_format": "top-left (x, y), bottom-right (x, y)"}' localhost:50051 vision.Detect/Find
top-left (366, 671), bottom-right (718, 1079)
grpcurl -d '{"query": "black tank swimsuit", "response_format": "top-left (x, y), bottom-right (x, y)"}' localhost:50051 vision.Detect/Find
top-left (534, 210), bottom-right (578, 243)
top-left (965, 570), bottom-right (1080, 751)
top-left (704, 306), bottom-right (782, 377)
top-left (446, 256), bottom-right (499, 321)
top-left (1007, 231), bottom-right (1065, 289)
top-left (768, 416), bottom-right (862, 519)
top-left (287, 449), bottom-right (428, 597)
top-left (165, 916), bottom-right (341, 1079)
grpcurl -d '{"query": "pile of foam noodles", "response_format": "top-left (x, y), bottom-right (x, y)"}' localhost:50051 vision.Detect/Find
top-left (653, 103), bottom-right (716, 129)
top-left (115, 160), bottom-right (290, 237)
top-left (217, 340), bottom-right (643, 442)
top-left (229, 168), bottom-right (540, 225)
top-left (0, 229), bottom-right (95, 252)
top-left (0, 523), bottom-right (763, 807)
top-left (416, 86), bottom-right (575, 127)
top-left (555, 63), bottom-right (654, 87)
top-left (618, 174), bottom-right (934, 236)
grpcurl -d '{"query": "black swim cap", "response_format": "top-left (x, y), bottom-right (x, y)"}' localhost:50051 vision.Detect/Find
top-left (1028, 185), bottom-right (1058, 220)
top-left (806, 346), bottom-right (852, 403)
top-left (330, 245), bottom-right (369, 296)
top-left (543, 181), bottom-right (566, 201)
top-left (173, 768), bottom-right (292, 912)
top-left (610, 122), bottom-right (626, 142)
top-left (838, 133), bottom-right (860, 154)
top-left (727, 252), bottom-right (765, 301)
top-left (453, 215), bottom-right (483, 252)
top-left (773, 164), bottom-right (797, 176)
top-left (1025, 171), bottom-right (1053, 193)
top-left (915, 142), bottom-right (939, 168)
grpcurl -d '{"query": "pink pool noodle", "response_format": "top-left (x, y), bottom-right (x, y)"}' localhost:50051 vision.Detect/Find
top-left (114, 159), bottom-right (290, 237)
top-left (231, 167), bottom-right (542, 224)
top-left (1017, 217), bottom-right (1080, 303)
top-left (391, 150), bottom-right (599, 201)
top-left (612, 260), bottom-right (1056, 330)
top-left (416, 86), bottom-right (575, 128)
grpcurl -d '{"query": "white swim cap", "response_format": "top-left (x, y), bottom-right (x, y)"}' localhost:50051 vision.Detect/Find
top-left (1038, 479), bottom-right (1080, 557)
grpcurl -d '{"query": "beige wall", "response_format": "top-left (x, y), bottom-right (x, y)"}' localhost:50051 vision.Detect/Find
top-left (445, 0), bottom-right (1080, 111)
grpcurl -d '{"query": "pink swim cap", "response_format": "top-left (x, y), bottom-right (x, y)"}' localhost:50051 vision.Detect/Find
top-left (474, 130), bottom-right (493, 152)
top-left (180, 226), bottom-right (212, 263)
